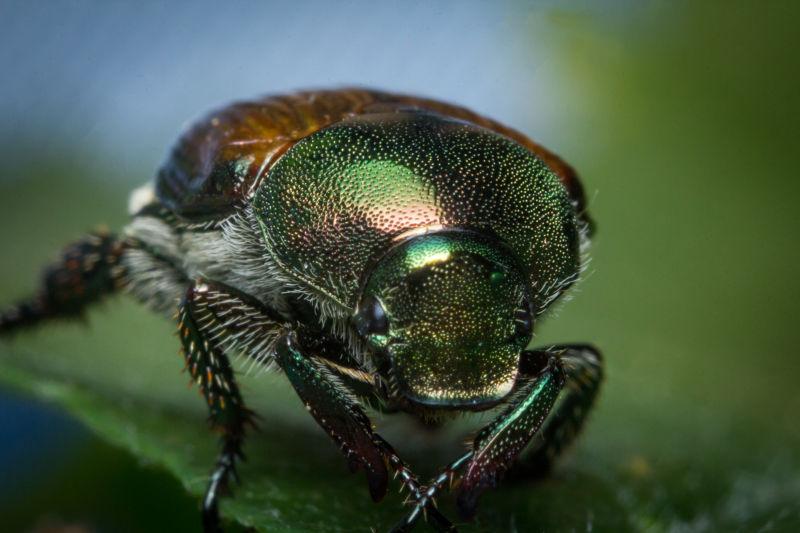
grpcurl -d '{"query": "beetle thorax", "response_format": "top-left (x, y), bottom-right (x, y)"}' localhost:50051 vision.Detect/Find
top-left (252, 110), bottom-right (581, 319)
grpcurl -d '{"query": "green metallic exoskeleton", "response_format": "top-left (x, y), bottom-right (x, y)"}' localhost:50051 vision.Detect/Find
top-left (0, 89), bottom-right (603, 533)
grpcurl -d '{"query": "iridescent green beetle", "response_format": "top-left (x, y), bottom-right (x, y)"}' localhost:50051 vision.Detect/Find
top-left (0, 89), bottom-right (602, 532)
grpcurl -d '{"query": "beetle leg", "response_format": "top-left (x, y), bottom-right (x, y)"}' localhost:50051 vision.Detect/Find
top-left (274, 333), bottom-right (457, 532)
top-left (372, 435), bottom-right (457, 532)
top-left (172, 282), bottom-right (441, 530)
top-left (386, 449), bottom-right (468, 533)
top-left (0, 230), bottom-right (127, 334)
top-left (454, 346), bottom-right (604, 517)
top-left (512, 344), bottom-right (603, 478)
top-left (275, 332), bottom-right (391, 499)
top-left (393, 348), bottom-right (594, 528)
top-left (178, 282), bottom-right (262, 533)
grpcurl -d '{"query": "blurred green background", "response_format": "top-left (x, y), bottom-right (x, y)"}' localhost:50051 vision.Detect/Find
top-left (0, 1), bottom-right (797, 532)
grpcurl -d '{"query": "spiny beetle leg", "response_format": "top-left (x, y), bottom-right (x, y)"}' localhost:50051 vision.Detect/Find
top-left (452, 351), bottom-right (566, 518)
top-left (512, 344), bottom-right (603, 479)
top-left (455, 351), bottom-right (566, 519)
top-left (273, 334), bottom-right (458, 531)
top-left (274, 333), bottom-right (390, 501)
top-left (396, 344), bottom-right (603, 531)
top-left (388, 352), bottom-right (585, 529)
top-left (393, 351), bottom-right (567, 525)
top-left (387, 452), bottom-right (472, 532)
top-left (178, 283), bottom-right (258, 533)
top-left (373, 435), bottom-right (457, 532)
top-left (0, 230), bottom-right (126, 335)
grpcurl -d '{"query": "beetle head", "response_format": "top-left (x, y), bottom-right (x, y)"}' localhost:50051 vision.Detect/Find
top-left (353, 230), bottom-right (533, 410)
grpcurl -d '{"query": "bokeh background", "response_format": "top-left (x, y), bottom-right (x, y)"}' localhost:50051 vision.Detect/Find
top-left (1, 1), bottom-right (798, 532)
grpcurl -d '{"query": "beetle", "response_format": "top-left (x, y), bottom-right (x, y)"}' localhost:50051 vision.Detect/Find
top-left (0, 88), bottom-right (602, 532)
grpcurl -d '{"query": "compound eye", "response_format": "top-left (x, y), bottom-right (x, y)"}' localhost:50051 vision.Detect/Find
top-left (354, 295), bottom-right (389, 336)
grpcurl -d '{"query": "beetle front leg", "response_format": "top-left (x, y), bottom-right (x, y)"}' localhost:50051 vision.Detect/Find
top-left (513, 344), bottom-right (603, 478)
top-left (274, 333), bottom-right (457, 532)
top-left (391, 350), bottom-right (567, 529)
top-left (274, 332), bottom-right (388, 498)
top-left (178, 283), bottom-right (258, 533)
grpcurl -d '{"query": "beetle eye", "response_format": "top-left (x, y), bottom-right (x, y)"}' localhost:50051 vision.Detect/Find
top-left (354, 295), bottom-right (389, 336)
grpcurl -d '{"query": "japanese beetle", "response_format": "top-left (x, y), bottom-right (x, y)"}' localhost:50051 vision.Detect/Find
top-left (0, 89), bottom-right (602, 532)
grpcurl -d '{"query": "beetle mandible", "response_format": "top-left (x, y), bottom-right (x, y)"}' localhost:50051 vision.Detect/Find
top-left (0, 88), bottom-right (603, 532)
